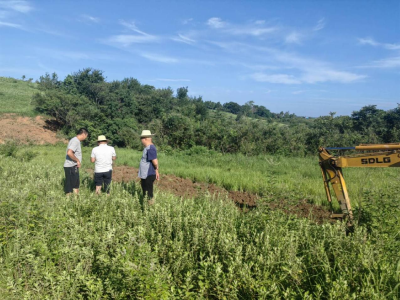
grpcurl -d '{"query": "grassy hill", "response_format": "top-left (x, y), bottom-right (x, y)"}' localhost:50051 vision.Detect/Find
top-left (0, 77), bottom-right (38, 116)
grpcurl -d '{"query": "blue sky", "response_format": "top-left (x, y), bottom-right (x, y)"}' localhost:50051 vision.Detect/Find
top-left (0, 0), bottom-right (399, 117)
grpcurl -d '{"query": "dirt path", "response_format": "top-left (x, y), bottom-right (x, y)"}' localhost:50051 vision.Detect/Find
top-left (97, 166), bottom-right (332, 224)
top-left (0, 114), bottom-right (66, 144)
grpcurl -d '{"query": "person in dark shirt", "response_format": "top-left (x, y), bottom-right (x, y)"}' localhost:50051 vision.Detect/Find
top-left (138, 130), bottom-right (159, 205)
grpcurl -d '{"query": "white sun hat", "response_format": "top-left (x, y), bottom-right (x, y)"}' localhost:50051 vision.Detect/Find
top-left (97, 135), bottom-right (108, 142)
top-left (140, 130), bottom-right (155, 138)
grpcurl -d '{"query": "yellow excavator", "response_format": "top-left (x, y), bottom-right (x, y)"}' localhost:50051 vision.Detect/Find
top-left (318, 143), bottom-right (400, 224)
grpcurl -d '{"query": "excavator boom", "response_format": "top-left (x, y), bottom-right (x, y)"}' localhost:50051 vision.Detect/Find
top-left (318, 143), bottom-right (400, 223)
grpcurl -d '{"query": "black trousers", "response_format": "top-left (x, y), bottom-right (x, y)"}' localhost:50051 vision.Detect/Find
top-left (141, 175), bottom-right (156, 199)
top-left (64, 166), bottom-right (79, 193)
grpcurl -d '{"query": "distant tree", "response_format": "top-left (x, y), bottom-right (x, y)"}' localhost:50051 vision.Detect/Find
top-left (37, 72), bottom-right (60, 90)
top-left (193, 96), bottom-right (208, 120)
top-left (22, 75), bottom-right (26, 81)
top-left (351, 105), bottom-right (386, 136)
top-left (223, 102), bottom-right (241, 114)
top-left (254, 105), bottom-right (272, 118)
top-left (177, 87), bottom-right (188, 100)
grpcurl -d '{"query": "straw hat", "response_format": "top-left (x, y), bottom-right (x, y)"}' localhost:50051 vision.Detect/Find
top-left (97, 135), bottom-right (108, 142)
top-left (140, 130), bottom-right (155, 138)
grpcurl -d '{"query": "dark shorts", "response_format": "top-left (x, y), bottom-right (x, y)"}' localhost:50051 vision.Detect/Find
top-left (64, 166), bottom-right (79, 193)
top-left (94, 170), bottom-right (112, 193)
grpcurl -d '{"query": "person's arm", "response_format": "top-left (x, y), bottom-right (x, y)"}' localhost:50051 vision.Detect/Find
top-left (112, 148), bottom-right (117, 161)
top-left (148, 146), bottom-right (159, 180)
top-left (152, 158), bottom-right (160, 180)
top-left (67, 149), bottom-right (81, 168)
top-left (90, 149), bottom-right (96, 163)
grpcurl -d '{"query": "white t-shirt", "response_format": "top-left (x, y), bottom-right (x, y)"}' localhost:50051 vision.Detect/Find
top-left (91, 144), bottom-right (116, 173)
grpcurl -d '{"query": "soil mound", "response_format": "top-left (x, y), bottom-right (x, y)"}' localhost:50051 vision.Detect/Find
top-left (0, 114), bottom-right (66, 144)
top-left (99, 166), bottom-right (331, 223)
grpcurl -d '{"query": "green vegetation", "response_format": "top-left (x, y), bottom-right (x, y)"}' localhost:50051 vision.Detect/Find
top-left (29, 69), bottom-right (400, 156)
top-left (0, 144), bottom-right (399, 298)
top-left (1, 74), bottom-right (399, 298)
top-left (0, 77), bottom-right (38, 116)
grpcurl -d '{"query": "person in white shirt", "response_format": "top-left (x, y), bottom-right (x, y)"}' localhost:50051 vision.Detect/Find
top-left (91, 135), bottom-right (117, 195)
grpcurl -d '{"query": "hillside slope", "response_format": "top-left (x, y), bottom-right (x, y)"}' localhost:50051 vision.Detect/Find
top-left (0, 77), bottom-right (65, 144)
top-left (0, 77), bottom-right (37, 115)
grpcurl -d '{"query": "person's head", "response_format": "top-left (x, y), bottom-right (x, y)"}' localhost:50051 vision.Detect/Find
top-left (140, 130), bottom-right (154, 146)
top-left (97, 135), bottom-right (108, 145)
top-left (140, 136), bottom-right (152, 146)
top-left (77, 128), bottom-right (89, 141)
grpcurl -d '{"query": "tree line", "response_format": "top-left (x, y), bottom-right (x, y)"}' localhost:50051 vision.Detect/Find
top-left (32, 68), bottom-right (400, 155)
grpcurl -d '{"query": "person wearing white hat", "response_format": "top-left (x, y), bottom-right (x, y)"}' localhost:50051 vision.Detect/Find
top-left (138, 130), bottom-right (159, 204)
top-left (91, 135), bottom-right (117, 195)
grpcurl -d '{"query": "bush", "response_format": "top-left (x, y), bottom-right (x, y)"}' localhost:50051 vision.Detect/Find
top-left (18, 149), bottom-right (38, 162)
top-left (0, 141), bottom-right (19, 158)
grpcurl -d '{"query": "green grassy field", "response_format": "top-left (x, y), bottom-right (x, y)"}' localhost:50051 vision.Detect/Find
top-left (0, 78), bottom-right (399, 298)
top-left (10, 143), bottom-right (400, 211)
top-left (0, 143), bottom-right (399, 298)
top-left (0, 77), bottom-right (38, 116)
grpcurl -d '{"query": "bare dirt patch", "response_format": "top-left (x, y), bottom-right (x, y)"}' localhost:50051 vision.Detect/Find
top-left (268, 199), bottom-right (333, 224)
top-left (0, 114), bottom-right (66, 144)
top-left (96, 165), bottom-right (332, 223)
top-left (107, 166), bottom-right (258, 207)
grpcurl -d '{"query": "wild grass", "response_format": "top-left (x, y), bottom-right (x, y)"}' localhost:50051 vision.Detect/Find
top-left (0, 145), bottom-right (399, 298)
top-left (0, 77), bottom-right (38, 116)
top-left (112, 146), bottom-right (400, 212)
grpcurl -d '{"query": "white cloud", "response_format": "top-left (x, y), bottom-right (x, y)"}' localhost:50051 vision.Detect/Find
top-left (0, 0), bottom-right (32, 13)
top-left (228, 26), bottom-right (277, 36)
top-left (249, 53), bottom-right (366, 84)
top-left (106, 34), bottom-right (158, 46)
top-left (360, 56), bottom-right (400, 69)
top-left (0, 0), bottom-right (32, 30)
top-left (358, 37), bottom-right (378, 47)
top-left (81, 14), bottom-right (100, 23)
top-left (0, 20), bottom-right (23, 28)
top-left (207, 18), bottom-right (277, 36)
top-left (104, 20), bottom-right (159, 46)
top-left (251, 73), bottom-right (301, 84)
top-left (57, 51), bottom-right (89, 60)
top-left (358, 38), bottom-right (400, 69)
top-left (313, 18), bottom-right (325, 31)
top-left (285, 32), bottom-right (302, 44)
top-left (358, 37), bottom-right (400, 50)
top-left (182, 18), bottom-right (193, 25)
top-left (120, 20), bottom-right (151, 36)
top-left (172, 34), bottom-right (196, 44)
top-left (141, 53), bottom-right (178, 63)
top-left (209, 40), bottom-right (366, 84)
top-left (301, 69), bottom-right (366, 83)
top-left (207, 17), bottom-right (226, 29)
top-left (292, 90), bottom-right (305, 94)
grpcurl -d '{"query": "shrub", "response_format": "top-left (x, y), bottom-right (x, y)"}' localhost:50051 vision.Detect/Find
top-left (0, 141), bottom-right (19, 157)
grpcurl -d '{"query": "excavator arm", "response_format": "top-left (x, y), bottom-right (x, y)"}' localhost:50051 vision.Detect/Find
top-left (318, 144), bottom-right (400, 223)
